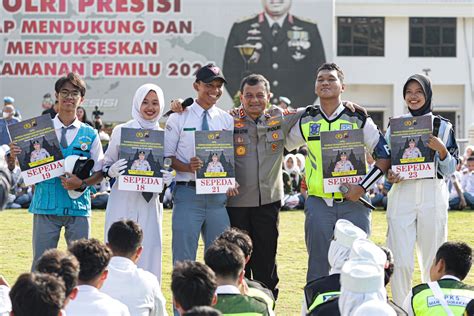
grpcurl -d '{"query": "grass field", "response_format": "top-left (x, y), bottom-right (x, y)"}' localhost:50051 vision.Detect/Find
top-left (0, 209), bottom-right (473, 315)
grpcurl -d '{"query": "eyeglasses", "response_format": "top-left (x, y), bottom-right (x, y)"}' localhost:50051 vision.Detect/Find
top-left (59, 90), bottom-right (81, 98)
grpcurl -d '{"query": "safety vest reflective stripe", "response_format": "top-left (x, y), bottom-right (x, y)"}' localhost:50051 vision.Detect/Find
top-left (412, 284), bottom-right (474, 315)
top-left (300, 112), bottom-right (361, 199)
top-left (308, 291), bottom-right (341, 312)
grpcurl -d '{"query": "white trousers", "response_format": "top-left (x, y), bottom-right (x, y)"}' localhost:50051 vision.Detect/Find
top-left (104, 186), bottom-right (163, 283)
top-left (386, 178), bottom-right (448, 305)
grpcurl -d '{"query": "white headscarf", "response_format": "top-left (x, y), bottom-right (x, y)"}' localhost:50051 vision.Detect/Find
top-left (327, 240), bottom-right (351, 275)
top-left (353, 300), bottom-right (396, 316)
top-left (339, 289), bottom-right (387, 316)
top-left (131, 83), bottom-right (165, 129)
top-left (295, 153), bottom-right (306, 173)
top-left (283, 154), bottom-right (298, 174)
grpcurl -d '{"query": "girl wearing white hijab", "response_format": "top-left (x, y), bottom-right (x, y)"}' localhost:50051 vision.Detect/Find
top-left (102, 83), bottom-right (172, 281)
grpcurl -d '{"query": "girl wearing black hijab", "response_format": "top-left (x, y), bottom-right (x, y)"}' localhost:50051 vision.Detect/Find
top-left (383, 74), bottom-right (460, 307)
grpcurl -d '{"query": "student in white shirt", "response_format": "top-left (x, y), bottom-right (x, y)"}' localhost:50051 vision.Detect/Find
top-left (9, 272), bottom-right (66, 316)
top-left (36, 249), bottom-right (80, 307)
top-left (164, 64), bottom-right (234, 264)
top-left (66, 238), bottom-right (130, 316)
top-left (102, 220), bottom-right (167, 316)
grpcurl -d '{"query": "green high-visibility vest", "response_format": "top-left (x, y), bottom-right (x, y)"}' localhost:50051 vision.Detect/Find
top-left (299, 106), bottom-right (365, 199)
top-left (411, 279), bottom-right (474, 316)
top-left (308, 290), bottom-right (341, 313)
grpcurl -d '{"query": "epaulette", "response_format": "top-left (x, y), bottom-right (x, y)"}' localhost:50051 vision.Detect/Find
top-left (294, 15), bottom-right (318, 24)
top-left (235, 13), bottom-right (258, 23)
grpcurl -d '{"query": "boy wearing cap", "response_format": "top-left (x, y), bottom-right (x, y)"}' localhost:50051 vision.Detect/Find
top-left (164, 64), bottom-right (234, 264)
top-left (403, 241), bottom-right (474, 316)
top-left (9, 73), bottom-right (104, 268)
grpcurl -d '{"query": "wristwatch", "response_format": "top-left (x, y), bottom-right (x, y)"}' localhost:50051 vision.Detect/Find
top-left (79, 180), bottom-right (88, 191)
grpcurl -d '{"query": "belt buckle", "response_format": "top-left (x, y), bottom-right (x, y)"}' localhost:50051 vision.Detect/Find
top-left (334, 198), bottom-right (345, 204)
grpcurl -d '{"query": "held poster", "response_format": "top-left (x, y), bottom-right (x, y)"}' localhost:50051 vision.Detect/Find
top-left (321, 129), bottom-right (366, 193)
top-left (7, 114), bottom-right (64, 185)
top-left (118, 128), bottom-right (164, 192)
top-left (390, 115), bottom-right (434, 180)
top-left (195, 130), bottom-right (235, 194)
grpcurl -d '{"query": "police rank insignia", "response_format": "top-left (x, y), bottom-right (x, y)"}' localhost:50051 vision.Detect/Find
top-left (309, 123), bottom-right (321, 136)
top-left (271, 143), bottom-right (278, 151)
top-left (272, 132), bottom-right (279, 140)
top-left (340, 123), bottom-right (353, 130)
top-left (236, 146), bottom-right (246, 156)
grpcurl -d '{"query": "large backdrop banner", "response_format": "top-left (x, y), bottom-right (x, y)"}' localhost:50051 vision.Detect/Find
top-left (0, 0), bottom-right (334, 121)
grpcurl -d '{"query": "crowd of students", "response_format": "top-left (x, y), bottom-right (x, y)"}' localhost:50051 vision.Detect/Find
top-left (1, 220), bottom-right (472, 315)
top-left (0, 61), bottom-right (473, 315)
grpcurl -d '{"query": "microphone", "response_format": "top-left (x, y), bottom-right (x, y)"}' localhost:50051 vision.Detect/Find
top-left (339, 185), bottom-right (376, 210)
top-left (163, 97), bottom-right (194, 117)
top-left (159, 157), bottom-right (173, 203)
top-left (430, 117), bottom-right (441, 160)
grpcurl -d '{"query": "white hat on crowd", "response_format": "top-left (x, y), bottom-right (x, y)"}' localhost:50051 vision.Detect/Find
top-left (353, 300), bottom-right (396, 316)
top-left (328, 219), bottom-right (367, 274)
top-left (334, 219), bottom-right (367, 248)
top-left (338, 258), bottom-right (387, 316)
top-left (350, 238), bottom-right (387, 269)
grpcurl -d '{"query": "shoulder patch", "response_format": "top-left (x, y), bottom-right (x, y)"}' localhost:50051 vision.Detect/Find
top-left (235, 13), bottom-right (258, 23)
top-left (293, 15), bottom-right (318, 24)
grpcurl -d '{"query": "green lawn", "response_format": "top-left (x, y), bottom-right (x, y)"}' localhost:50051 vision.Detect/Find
top-left (0, 209), bottom-right (473, 315)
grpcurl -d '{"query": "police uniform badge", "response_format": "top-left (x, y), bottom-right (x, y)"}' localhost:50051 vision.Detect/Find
top-left (309, 123), bottom-right (320, 136)
top-left (287, 25), bottom-right (310, 61)
top-left (236, 145), bottom-right (246, 156)
top-left (340, 123), bottom-right (353, 130)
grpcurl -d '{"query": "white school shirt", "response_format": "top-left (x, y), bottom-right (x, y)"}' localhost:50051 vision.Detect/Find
top-left (0, 285), bottom-right (10, 316)
top-left (65, 284), bottom-right (130, 316)
top-left (462, 171), bottom-right (474, 195)
top-left (164, 101), bottom-right (234, 182)
top-left (52, 116), bottom-right (104, 172)
top-left (101, 257), bottom-right (167, 316)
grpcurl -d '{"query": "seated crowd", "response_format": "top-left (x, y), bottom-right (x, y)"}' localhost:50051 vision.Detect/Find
top-left (0, 219), bottom-right (472, 316)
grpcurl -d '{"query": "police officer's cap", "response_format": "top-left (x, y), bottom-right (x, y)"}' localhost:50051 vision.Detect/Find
top-left (195, 64), bottom-right (227, 84)
top-left (341, 258), bottom-right (384, 293)
top-left (333, 219), bottom-right (367, 248)
top-left (350, 239), bottom-right (387, 269)
top-left (64, 155), bottom-right (95, 199)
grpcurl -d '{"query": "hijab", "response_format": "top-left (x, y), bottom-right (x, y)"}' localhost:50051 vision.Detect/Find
top-left (131, 83), bottom-right (165, 129)
top-left (403, 74), bottom-right (433, 117)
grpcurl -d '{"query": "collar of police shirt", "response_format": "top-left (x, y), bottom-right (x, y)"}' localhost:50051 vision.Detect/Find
top-left (440, 275), bottom-right (461, 281)
top-left (264, 12), bottom-right (287, 28)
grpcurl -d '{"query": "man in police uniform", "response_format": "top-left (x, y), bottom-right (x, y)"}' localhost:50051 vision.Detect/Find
top-left (286, 63), bottom-right (391, 282)
top-left (223, 0), bottom-right (325, 107)
top-left (403, 241), bottom-right (474, 316)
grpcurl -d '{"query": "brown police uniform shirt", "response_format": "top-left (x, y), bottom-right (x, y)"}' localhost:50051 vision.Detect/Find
top-left (227, 105), bottom-right (304, 207)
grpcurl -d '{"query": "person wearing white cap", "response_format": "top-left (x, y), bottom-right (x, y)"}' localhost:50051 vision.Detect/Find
top-left (304, 219), bottom-right (367, 315)
top-left (102, 83), bottom-right (174, 282)
top-left (339, 258), bottom-right (394, 316)
top-left (353, 300), bottom-right (396, 316)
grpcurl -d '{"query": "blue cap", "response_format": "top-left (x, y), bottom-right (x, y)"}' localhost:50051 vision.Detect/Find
top-left (3, 96), bottom-right (14, 104)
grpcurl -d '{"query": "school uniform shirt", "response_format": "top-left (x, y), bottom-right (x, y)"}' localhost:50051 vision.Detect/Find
top-left (0, 285), bottom-right (10, 316)
top-left (52, 116), bottom-right (104, 172)
top-left (101, 257), bottom-right (167, 316)
top-left (164, 102), bottom-right (233, 182)
top-left (462, 170), bottom-right (474, 195)
top-left (65, 284), bottom-right (130, 316)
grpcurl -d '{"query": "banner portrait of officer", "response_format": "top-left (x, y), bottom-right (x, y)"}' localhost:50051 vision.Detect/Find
top-left (223, 0), bottom-right (326, 107)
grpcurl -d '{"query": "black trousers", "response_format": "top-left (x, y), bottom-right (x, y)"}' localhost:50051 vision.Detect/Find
top-left (227, 201), bottom-right (280, 298)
